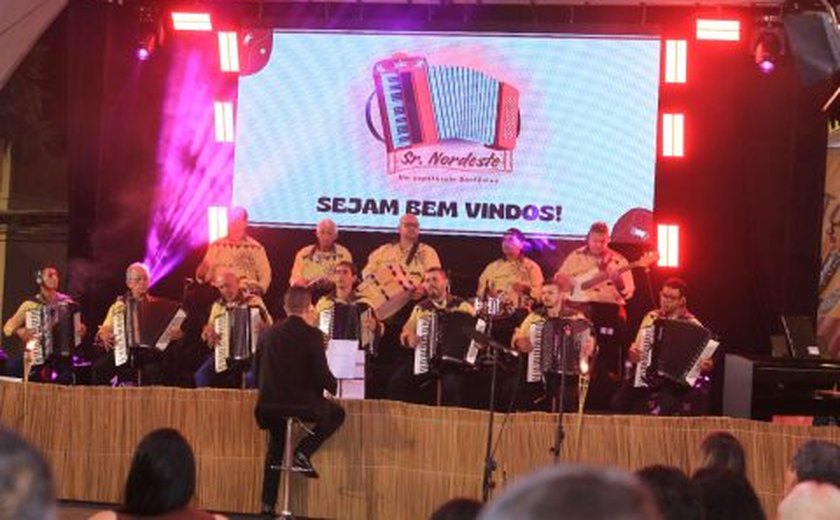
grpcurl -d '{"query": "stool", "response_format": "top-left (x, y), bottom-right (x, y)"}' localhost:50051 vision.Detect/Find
top-left (264, 406), bottom-right (318, 519)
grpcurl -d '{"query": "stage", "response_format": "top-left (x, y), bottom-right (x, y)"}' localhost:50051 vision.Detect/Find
top-left (1, 381), bottom-right (837, 518)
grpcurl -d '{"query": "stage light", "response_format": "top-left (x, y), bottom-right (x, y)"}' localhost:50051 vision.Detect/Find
top-left (696, 19), bottom-right (740, 41)
top-left (662, 113), bottom-right (685, 158)
top-left (752, 16), bottom-right (785, 75)
top-left (657, 224), bottom-right (680, 268)
top-left (664, 40), bottom-right (687, 84)
top-left (218, 31), bottom-right (239, 73)
top-left (208, 206), bottom-right (229, 243)
top-left (135, 34), bottom-right (155, 61)
top-left (171, 12), bottom-right (212, 32)
top-left (213, 101), bottom-right (235, 143)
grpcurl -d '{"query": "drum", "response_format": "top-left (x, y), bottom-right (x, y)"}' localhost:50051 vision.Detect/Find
top-left (357, 264), bottom-right (415, 320)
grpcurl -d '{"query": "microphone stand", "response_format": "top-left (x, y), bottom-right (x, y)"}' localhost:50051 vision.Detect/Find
top-left (481, 310), bottom-right (498, 502)
top-left (550, 321), bottom-right (571, 463)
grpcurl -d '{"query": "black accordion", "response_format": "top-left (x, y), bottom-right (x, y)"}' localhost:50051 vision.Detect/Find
top-left (414, 311), bottom-right (479, 375)
top-left (637, 318), bottom-right (720, 388)
top-left (25, 301), bottom-right (81, 365)
top-left (213, 305), bottom-right (262, 373)
top-left (526, 316), bottom-right (592, 382)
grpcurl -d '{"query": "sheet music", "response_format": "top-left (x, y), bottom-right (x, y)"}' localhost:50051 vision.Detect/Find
top-left (685, 338), bottom-right (720, 387)
top-left (465, 318), bottom-right (486, 365)
top-left (326, 339), bottom-right (364, 380)
top-left (154, 309), bottom-right (187, 351)
top-left (318, 308), bottom-right (333, 337)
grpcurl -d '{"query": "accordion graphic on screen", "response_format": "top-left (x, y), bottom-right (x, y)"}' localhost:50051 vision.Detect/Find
top-left (372, 54), bottom-right (520, 152)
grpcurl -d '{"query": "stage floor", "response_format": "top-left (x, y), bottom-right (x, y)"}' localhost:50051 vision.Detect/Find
top-left (2, 382), bottom-right (838, 519)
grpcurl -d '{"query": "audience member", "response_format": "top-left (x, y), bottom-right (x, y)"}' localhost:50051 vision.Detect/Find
top-left (777, 481), bottom-right (840, 520)
top-left (692, 468), bottom-right (764, 520)
top-left (430, 498), bottom-right (483, 520)
top-left (785, 439), bottom-right (840, 494)
top-left (0, 427), bottom-right (54, 520)
top-left (635, 465), bottom-right (703, 520)
top-left (696, 431), bottom-right (746, 477)
top-left (91, 428), bottom-right (225, 519)
top-left (479, 465), bottom-right (661, 520)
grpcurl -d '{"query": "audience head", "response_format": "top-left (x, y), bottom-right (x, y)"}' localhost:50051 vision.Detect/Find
top-left (0, 427), bottom-right (54, 520)
top-left (697, 431), bottom-right (746, 477)
top-left (777, 481), bottom-right (840, 520)
top-left (122, 428), bottom-right (197, 516)
top-left (787, 439), bottom-right (840, 493)
top-left (479, 465), bottom-right (661, 520)
top-left (635, 465), bottom-right (703, 520)
top-left (692, 468), bottom-right (765, 520)
top-left (430, 497), bottom-right (482, 520)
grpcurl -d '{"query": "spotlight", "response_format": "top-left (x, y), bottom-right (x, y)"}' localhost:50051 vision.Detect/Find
top-left (135, 34), bottom-right (155, 61)
top-left (752, 15), bottom-right (785, 74)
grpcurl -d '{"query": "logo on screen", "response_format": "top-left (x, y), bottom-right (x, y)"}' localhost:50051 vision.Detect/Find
top-left (368, 54), bottom-right (520, 175)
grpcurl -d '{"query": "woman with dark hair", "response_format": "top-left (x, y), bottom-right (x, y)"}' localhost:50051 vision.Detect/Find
top-left (91, 428), bottom-right (225, 519)
top-left (696, 431), bottom-right (747, 477)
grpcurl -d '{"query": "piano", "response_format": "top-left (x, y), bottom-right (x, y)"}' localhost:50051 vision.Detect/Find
top-left (723, 354), bottom-right (840, 420)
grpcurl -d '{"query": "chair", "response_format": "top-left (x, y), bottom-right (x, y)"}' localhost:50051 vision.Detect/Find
top-left (261, 405), bottom-right (319, 519)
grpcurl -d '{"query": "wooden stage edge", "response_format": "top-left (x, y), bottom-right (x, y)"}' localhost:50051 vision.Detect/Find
top-left (1, 382), bottom-right (838, 519)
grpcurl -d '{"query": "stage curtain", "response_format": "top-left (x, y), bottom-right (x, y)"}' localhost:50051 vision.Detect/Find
top-left (1, 382), bottom-right (837, 518)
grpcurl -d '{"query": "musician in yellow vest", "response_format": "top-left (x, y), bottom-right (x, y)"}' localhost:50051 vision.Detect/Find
top-left (478, 228), bottom-right (544, 311)
top-left (511, 276), bottom-right (594, 411)
top-left (611, 277), bottom-right (714, 415)
top-left (92, 263), bottom-right (182, 386)
top-left (199, 206), bottom-right (272, 295)
top-left (195, 269), bottom-right (271, 388)
top-left (553, 221), bottom-right (636, 410)
top-left (2, 266), bottom-right (86, 383)
top-left (362, 213), bottom-right (441, 398)
top-left (290, 218), bottom-right (353, 291)
top-left (390, 267), bottom-right (474, 406)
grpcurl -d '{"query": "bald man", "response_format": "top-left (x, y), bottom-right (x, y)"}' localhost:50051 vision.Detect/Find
top-left (194, 269), bottom-right (271, 388)
top-left (289, 218), bottom-right (353, 290)
top-left (361, 213), bottom-right (441, 398)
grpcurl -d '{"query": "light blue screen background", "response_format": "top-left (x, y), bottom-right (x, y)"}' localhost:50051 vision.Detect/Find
top-left (234, 30), bottom-right (660, 236)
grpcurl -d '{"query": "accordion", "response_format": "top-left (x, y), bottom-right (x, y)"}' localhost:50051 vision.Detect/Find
top-left (25, 302), bottom-right (81, 366)
top-left (414, 310), bottom-right (480, 376)
top-left (526, 317), bottom-right (592, 383)
top-left (318, 301), bottom-right (375, 353)
top-left (113, 297), bottom-right (183, 367)
top-left (634, 318), bottom-right (720, 388)
top-left (214, 305), bottom-right (262, 373)
top-left (373, 55), bottom-right (520, 152)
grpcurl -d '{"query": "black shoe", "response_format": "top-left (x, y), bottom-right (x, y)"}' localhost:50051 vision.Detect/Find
top-left (260, 504), bottom-right (276, 518)
top-left (293, 451), bottom-right (319, 479)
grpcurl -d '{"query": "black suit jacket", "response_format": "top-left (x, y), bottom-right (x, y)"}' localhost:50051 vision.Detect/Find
top-left (254, 315), bottom-right (337, 427)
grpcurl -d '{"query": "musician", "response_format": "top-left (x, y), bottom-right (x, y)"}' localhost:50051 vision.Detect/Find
top-left (554, 221), bottom-right (635, 409)
top-left (194, 269), bottom-right (271, 388)
top-left (314, 261), bottom-right (380, 342)
top-left (389, 267), bottom-right (475, 406)
top-left (2, 266), bottom-right (87, 383)
top-left (477, 228), bottom-right (544, 311)
top-left (199, 207), bottom-right (271, 295)
top-left (611, 277), bottom-right (714, 415)
top-left (91, 263), bottom-right (182, 386)
top-left (290, 219), bottom-right (353, 291)
top-left (255, 286), bottom-right (345, 515)
top-left (511, 276), bottom-right (595, 411)
top-left (362, 213), bottom-right (441, 398)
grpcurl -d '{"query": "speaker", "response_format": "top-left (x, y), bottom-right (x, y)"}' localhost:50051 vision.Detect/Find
top-left (780, 315), bottom-right (823, 358)
top-left (784, 11), bottom-right (840, 85)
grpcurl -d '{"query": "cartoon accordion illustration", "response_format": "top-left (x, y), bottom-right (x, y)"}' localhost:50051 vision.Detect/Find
top-left (372, 55), bottom-right (520, 152)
